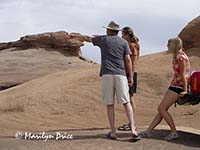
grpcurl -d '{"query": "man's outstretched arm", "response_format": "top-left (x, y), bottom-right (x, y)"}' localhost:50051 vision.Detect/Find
top-left (70, 33), bottom-right (93, 43)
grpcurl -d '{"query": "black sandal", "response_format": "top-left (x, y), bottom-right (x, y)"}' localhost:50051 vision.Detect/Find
top-left (106, 132), bottom-right (117, 140)
top-left (118, 124), bottom-right (131, 131)
top-left (130, 134), bottom-right (141, 142)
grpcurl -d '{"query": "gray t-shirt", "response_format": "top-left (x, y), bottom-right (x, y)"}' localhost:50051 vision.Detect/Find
top-left (92, 35), bottom-right (132, 76)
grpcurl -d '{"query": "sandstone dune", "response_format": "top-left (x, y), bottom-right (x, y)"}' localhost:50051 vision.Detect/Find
top-left (0, 49), bottom-right (199, 136)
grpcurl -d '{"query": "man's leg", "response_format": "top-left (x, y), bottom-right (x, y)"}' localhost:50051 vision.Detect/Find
top-left (107, 104), bottom-right (116, 136)
top-left (123, 102), bottom-right (138, 135)
top-left (101, 75), bottom-right (116, 137)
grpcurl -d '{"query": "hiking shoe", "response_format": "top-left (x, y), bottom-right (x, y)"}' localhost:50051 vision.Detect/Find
top-left (139, 131), bottom-right (152, 138)
top-left (164, 132), bottom-right (179, 141)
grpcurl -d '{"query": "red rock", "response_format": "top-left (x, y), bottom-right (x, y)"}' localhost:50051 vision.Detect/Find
top-left (0, 31), bottom-right (84, 57)
top-left (179, 16), bottom-right (200, 49)
top-left (0, 31), bottom-right (93, 90)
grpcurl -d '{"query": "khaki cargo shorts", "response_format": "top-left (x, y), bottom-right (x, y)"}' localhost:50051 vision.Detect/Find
top-left (101, 74), bottom-right (130, 105)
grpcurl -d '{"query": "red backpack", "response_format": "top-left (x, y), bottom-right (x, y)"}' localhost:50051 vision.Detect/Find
top-left (175, 69), bottom-right (200, 106)
top-left (190, 69), bottom-right (200, 93)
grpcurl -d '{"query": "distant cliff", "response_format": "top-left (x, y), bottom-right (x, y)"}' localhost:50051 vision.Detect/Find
top-left (179, 16), bottom-right (200, 49)
top-left (0, 31), bottom-right (83, 57)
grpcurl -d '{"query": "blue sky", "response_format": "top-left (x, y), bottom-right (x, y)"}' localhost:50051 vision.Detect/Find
top-left (0, 0), bottom-right (199, 63)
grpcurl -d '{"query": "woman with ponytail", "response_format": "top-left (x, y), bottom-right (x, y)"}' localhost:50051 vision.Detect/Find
top-left (122, 27), bottom-right (140, 64)
top-left (118, 27), bottom-right (140, 131)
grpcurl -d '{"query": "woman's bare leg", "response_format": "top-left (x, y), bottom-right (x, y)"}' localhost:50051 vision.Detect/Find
top-left (145, 89), bottom-right (179, 133)
top-left (130, 95), bottom-right (136, 120)
top-left (146, 113), bottom-right (162, 133)
top-left (158, 90), bottom-right (179, 133)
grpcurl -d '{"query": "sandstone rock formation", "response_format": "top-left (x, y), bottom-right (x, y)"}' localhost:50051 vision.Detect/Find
top-left (0, 31), bottom-right (83, 57)
top-left (179, 16), bottom-right (200, 49)
top-left (0, 31), bottom-right (94, 90)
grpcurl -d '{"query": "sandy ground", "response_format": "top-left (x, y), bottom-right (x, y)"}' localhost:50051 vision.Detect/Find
top-left (0, 48), bottom-right (200, 149)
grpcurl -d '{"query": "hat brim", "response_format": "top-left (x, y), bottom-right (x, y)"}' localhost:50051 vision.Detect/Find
top-left (102, 26), bottom-right (122, 31)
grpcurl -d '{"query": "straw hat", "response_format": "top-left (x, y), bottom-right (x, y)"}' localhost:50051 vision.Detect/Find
top-left (102, 21), bottom-right (121, 31)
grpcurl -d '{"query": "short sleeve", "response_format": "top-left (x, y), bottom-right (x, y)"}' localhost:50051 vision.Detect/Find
top-left (124, 42), bottom-right (132, 55)
top-left (92, 36), bottom-right (103, 47)
top-left (177, 53), bottom-right (186, 62)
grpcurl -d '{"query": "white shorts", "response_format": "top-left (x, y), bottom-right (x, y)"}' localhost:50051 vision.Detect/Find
top-left (101, 74), bottom-right (130, 105)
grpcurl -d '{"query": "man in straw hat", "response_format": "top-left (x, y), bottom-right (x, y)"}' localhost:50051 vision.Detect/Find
top-left (70, 21), bottom-right (140, 141)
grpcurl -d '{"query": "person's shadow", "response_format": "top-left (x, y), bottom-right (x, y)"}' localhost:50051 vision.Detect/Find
top-left (67, 128), bottom-right (200, 148)
top-left (138, 129), bottom-right (200, 148)
top-left (6, 128), bottom-right (199, 148)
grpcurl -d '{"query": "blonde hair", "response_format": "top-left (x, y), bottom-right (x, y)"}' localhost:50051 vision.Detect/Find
top-left (168, 37), bottom-right (183, 59)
